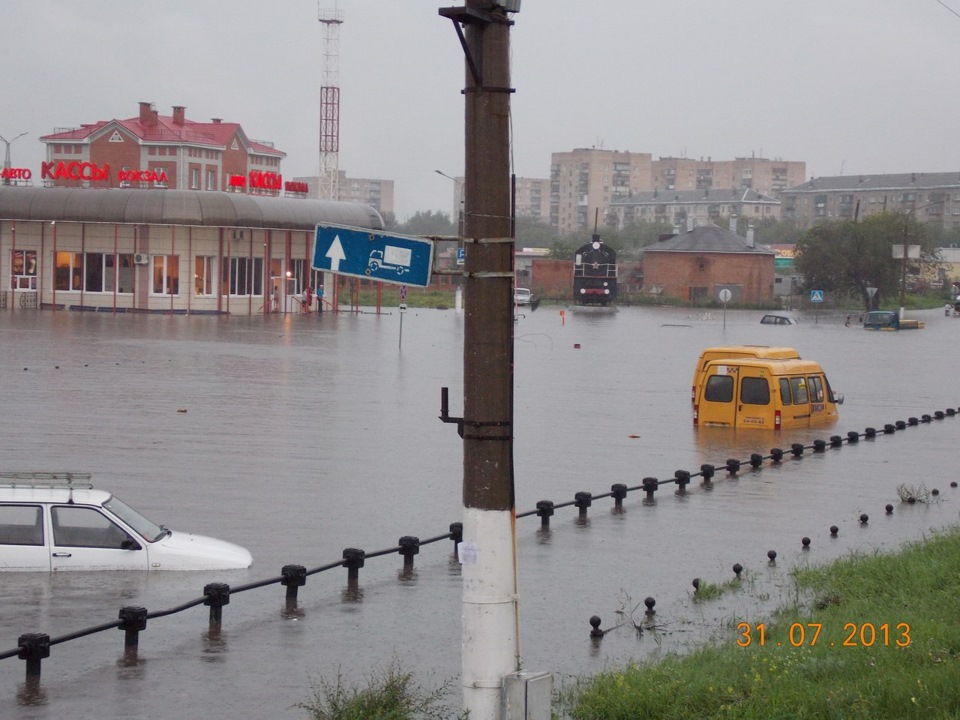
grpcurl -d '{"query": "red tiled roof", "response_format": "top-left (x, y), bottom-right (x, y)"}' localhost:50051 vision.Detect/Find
top-left (40, 113), bottom-right (285, 158)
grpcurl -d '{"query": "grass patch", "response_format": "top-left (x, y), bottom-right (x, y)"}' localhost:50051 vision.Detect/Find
top-left (897, 483), bottom-right (932, 504)
top-left (692, 576), bottom-right (743, 603)
top-left (298, 660), bottom-right (459, 720)
top-left (562, 528), bottom-right (960, 719)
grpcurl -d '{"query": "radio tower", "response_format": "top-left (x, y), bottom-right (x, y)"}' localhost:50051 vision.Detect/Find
top-left (317, 1), bottom-right (343, 201)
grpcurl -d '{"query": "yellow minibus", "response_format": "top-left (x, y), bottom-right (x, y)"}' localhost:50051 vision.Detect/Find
top-left (691, 346), bottom-right (800, 403)
top-left (693, 357), bottom-right (842, 430)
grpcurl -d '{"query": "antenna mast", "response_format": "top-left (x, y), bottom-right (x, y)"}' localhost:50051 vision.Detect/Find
top-left (317, 1), bottom-right (343, 201)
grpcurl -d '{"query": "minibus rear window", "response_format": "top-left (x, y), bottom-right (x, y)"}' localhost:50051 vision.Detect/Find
top-left (778, 378), bottom-right (792, 405)
top-left (704, 375), bottom-right (734, 402)
top-left (740, 377), bottom-right (771, 405)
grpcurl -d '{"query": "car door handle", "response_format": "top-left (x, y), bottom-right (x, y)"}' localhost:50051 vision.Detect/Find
top-left (52, 552), bottom-right (72, 558)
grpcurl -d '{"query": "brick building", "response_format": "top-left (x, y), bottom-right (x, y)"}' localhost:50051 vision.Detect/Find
top-left (38, 102), bottom-right (289, 196)
top-left (642, 224), bottom-right (775, 305)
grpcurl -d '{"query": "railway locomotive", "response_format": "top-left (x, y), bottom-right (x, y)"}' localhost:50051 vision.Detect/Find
top-left (573, 234), bottom-right (618, 306)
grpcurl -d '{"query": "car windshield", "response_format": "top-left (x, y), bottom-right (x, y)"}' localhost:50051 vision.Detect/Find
top-left (102, 496), bottom-right (166, 543)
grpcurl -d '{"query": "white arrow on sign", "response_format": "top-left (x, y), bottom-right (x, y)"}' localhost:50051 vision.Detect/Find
top-left (325, 235), bottom-right (346, 272)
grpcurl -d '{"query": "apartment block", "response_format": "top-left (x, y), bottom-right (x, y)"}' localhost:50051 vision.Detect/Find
top-left (608, 188), bottom-right (780, 231)
top-left (549, 148), bottom-right (804, 234)
top-left (295, 172), bottom-right (395, 216)
top-left (550, 149), bottom-right (652, 234)
top-left (652, 156), bottom-right (804, 195)
top-left (780, 172), bottom-right (960, 230)
top-left (514, 177), bottom-right (550, 221)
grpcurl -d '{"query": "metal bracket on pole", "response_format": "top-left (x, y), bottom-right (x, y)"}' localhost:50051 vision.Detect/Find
top-left (463, 236), bottom-right (514, 245)
top-left (438, 6), bottom-right (513, 89)
top-left (439, 386), bottom-right (464, 437)
top-left (439, 387), bottom-right (511, 440)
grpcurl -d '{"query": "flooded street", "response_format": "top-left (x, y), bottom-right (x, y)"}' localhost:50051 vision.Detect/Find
top-left (1, 304), bottom-right (958, 719)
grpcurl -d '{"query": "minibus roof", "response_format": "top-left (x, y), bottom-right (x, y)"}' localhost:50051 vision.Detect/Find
top-left (703, 357), bottom-right (828, 376)
top-left (698, 345), bottom-right (799, 359)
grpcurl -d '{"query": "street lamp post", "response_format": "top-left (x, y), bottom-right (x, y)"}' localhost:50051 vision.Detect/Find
top-left (435, 169), bottom-right (466, 310)
top-left (898, 213), bottom-right (910, 319)
top-left (898, 201), bottom-right (944, 319)
top-left (0, 131), bottom-right (28, 185)
top-left (434, 169), bottom-right (464, 237)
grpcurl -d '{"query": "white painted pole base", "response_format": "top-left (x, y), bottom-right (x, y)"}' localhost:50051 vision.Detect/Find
top-left (460, 506), bottom-right (520, 720)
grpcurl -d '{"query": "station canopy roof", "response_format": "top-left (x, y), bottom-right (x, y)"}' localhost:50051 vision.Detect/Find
top-left (0, 187), bottom-right (383, 231)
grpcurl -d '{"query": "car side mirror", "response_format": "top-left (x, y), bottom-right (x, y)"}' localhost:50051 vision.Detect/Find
top-left (121, 538), bottom-right (142, 551)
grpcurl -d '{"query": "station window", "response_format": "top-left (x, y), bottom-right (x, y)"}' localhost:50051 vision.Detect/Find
top-left (84, 253), bottom-right (134, 293)
top-left (223, 257), bottom-right (263, 296)
top-left (10, 249), bottom-right (38, 290)
top-left (55, 251), bottom-right (83, 291)
top-left (151, 255), bottom-right (180, 295)
top-left (195, 256), bottom-right (215, 295)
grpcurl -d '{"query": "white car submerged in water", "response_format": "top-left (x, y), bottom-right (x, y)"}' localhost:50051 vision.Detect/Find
top-left (514, 287), bottom-right (533, 305)
top-left (0, 472), bottom-right (252, 571)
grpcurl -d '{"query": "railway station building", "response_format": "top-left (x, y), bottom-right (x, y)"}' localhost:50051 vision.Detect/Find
top-left (0, 186), bottom-right (382, 315)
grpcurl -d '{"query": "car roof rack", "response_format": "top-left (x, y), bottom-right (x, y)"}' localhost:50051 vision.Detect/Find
top-left (0, 471), bottom-right (94, 489)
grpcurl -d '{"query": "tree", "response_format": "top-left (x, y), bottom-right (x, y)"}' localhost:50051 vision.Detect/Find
top-left (754, 217), bottom-right (802, 246)
top-left (570, 219), bottom-right (674, 258)
top-left (794, 212), bottom-right (938, 312)
top-left (398, 210), bottom-right (456, 236)
top-left (548, 238), bottom-right (578, 260)
top-left (514, 215), bottom-right (556, 248)
top-left (379, 210), bottom-right (398, 231)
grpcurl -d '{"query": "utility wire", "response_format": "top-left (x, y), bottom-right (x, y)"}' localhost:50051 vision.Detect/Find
top-left (935, 0), bottom-right (960, 20)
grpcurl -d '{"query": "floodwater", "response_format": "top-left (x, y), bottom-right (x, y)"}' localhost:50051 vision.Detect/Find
top-left (0, 303), bottom-right (958, 719)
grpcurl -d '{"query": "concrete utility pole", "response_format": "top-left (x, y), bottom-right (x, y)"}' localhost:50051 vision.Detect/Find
top-left (439, 2), bottom-right (518, 718)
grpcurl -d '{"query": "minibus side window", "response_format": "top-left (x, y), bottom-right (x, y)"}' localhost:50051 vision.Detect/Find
top-left (825, 376), bottom-right (837, 403)
top-left (778, 378), bottom-right (792, 405)
top-left (790, 377), bottom-right (808, 404)
top-left (704, 375), bottom-right (734, 402)
top-left (740, 377), bottom-right (771, 405)
top-left (808, 376), bottom-right (824, 403)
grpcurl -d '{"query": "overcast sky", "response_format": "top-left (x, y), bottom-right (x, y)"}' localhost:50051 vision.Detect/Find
top-left (2, 1), bottom-right (959, 220)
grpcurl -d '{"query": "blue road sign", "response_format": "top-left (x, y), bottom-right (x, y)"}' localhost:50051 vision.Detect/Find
top-left (312, 224), bottom-right (434, 287)
top-left (810, 290), bottom-right (824, 303)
